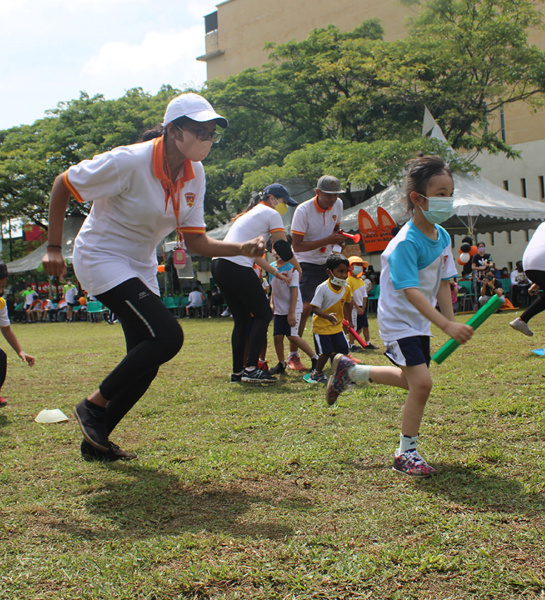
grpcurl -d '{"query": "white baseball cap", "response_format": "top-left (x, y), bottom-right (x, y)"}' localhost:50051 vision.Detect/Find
top-left (163, 93), bottom-right (228, 128)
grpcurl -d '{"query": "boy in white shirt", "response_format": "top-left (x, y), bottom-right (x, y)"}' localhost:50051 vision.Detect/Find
top-left (269, 245), bottom-right (318, 375)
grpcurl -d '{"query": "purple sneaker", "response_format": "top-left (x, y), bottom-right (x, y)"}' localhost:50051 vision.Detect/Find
top-left (326, 354), bottom-right (357, 406)
top-left (392, 449), bottom-right (437, 478)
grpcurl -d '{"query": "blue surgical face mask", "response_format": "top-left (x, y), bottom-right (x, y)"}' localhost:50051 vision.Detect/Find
top-left (419, 195), bottom-right (454, 225)
top-left (352, 265), bottom-right (363, 276)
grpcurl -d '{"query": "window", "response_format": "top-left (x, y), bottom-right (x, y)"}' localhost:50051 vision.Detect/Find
top-left (205, 11), bottom-right (218, 34)
top-left (500, 105), bottom-right (506, 142)
top-left (503, 180), bottom-right (509, 191)
top-left (521, 178), bottom-right (527, 198)
top-left (540, 176), bottom-right (545, 199)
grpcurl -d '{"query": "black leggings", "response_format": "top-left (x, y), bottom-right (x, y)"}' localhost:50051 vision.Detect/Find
top-left (0, 348), bottom-right (6, 391)
top-left (96, 278), bottom-right (184, 434)
top-left (521, 269), bottom-right (545, 324)
top-left (211, 259), bottom-right (272, 373)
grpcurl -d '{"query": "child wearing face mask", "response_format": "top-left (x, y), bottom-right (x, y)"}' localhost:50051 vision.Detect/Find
top-left (326, 155), bottom-right (474, 478)
top-left (308, 254), bottom-right (353, 384)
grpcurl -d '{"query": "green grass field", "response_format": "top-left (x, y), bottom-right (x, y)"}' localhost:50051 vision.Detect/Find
top-left (1, 312), bottom-right (544, 599)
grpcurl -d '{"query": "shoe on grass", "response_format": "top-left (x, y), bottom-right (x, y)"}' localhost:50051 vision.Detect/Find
top-left (326, 354), bottom-right (357, 405)
top-left (509, 318), bottom-right (533, 337)
top-left (392, 449), bottom-right (437, 478)
top-left (269, 362), bottom-right (286, 375)
top-left (81, 440), bottom-right (138, 462)
top-left (287, 355), bottom-right (306, 371)
top-left (364, 342), bottom-right (379, 350)
top-left (309, 370), bottom-right (328, 384)
top-left (0, 397), bottom-right (7, 408)
top-left (229, 373), bottom-right (242, 383)
top-left (73, 399), bottom-right (109, 452)
top-left (241, 367), bottom-right (276, 383)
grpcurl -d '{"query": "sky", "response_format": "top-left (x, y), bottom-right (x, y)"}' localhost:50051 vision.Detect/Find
top-left (0, 0), bottom-right (218, 130)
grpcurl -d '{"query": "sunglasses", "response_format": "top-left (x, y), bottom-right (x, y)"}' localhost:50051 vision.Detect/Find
top-left (177, 124), bottom-right (222, 143)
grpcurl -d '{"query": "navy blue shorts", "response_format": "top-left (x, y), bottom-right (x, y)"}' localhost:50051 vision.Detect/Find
top-left (273, 313), bottom-right (301, 337)
top-left (313, 331), bottom-right (350, 356)
top-left (384, 335), bottom-right (430, 368)
top-left (356, 312), bottom-right (368, 329)
top-left (300, 263), bottom-right (328, 304)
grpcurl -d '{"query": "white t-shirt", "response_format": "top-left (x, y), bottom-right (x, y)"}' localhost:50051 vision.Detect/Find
top-left (523, 222), bottom-right (545, 272)
top-left (378, 221), bottom-right (457, 342)
top-left (270, 263), bottom-right (302, 315)
top-left (0, 298), bottom-right (10, 327)
top-left (187, 290), bottom-right (204, 307)
top-left (291, 196), bottom-right (343, 265)
top-left (64, 285), bottom-right (78, 304)
top-left (219, 203), bottom-right (285, 269)
top-left (66, 140), bottom-right (206, 296)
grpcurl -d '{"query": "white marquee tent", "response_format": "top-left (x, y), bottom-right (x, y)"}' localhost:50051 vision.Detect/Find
top-left (340, 171), bottom-right (545, 236)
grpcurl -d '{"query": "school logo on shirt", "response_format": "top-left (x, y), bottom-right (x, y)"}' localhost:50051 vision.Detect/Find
top-left (185, 193), bottom-right (196, 207)
top-left (332, 215), bottom-right (338, 222)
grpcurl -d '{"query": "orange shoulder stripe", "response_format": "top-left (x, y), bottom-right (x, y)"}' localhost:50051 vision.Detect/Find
top-left (62, 171), bottom-right (85, 204)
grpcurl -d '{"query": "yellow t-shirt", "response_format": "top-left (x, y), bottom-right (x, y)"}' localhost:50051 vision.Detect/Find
top-left (311, 279), bottom-right (352, 335)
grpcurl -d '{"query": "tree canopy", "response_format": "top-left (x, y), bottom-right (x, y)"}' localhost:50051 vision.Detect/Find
top-left (2, 0), bottom-right (545, 238)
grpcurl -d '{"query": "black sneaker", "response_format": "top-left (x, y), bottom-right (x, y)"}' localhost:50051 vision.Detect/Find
top-left (269, 362), bottom-right (286, 375)
top-left (74, 399), bottom-right (109, 451)
top-left (230, 373), bottom-right (242, 383)
top-left (365, 343), bottom-right (379, 350)
top-left (241, 367), bottom-right (276, 383)
top-left (81, 440), bottom-right (138, 462)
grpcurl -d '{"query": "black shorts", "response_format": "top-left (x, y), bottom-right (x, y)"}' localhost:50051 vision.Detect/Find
top-left (300, 262), bottom-right (328, 304)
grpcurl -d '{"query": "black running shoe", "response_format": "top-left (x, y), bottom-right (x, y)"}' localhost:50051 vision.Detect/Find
top-left (74, 399), bottom-right (109, 451)
top-left (241, 367), bottom-right (276, 383)
top-left (230, 373), bottom-right (243, 383)
top-left (269, 362), bottom-right (286, 375)
top-left (81, 440), bottom-right (137, 462)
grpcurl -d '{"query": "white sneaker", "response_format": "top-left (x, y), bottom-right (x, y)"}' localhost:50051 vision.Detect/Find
top-left (509, 318), bottom-right (533, 337)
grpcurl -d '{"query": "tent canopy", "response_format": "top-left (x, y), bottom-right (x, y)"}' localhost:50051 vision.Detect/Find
top-left (340, 172), bottom-right (545, 236)
top-left (7, 216), bottom-right (84, 274)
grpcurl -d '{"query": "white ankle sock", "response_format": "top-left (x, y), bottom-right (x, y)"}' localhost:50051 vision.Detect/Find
top-left (347, 364), bottom-right (371, 384)
top-left (398, 434), bottom-right (418, 454)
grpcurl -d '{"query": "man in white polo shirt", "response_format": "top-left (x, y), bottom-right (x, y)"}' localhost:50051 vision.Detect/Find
top-left (288, 175), bottom-right (346, 370)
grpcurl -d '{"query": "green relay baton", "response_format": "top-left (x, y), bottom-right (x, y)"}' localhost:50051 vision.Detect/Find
top-left (431, 294), bottom-right (504, 365)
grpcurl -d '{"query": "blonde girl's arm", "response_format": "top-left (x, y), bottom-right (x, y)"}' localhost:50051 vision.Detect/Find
top-left (404, 287), bottom-right (473, 345)
top-left (0, 325), bottom-right (35, 366)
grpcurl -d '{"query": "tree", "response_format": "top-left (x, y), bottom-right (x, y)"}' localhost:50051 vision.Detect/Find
top-left (0, 86), bottom-right (180, 231)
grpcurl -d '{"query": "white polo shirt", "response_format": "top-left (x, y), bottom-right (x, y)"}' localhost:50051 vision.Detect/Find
top-left (219, 203), bottom-right (285, 269)
top-left (291, 196), bottom-right (343, 265)
top-left (65, 139), bottom-right (206, 296)
top-left (523, 222), bottom-right (545, 272)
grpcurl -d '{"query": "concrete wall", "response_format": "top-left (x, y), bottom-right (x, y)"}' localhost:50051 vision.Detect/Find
top-left (200, 0), bottom-right (416, 80)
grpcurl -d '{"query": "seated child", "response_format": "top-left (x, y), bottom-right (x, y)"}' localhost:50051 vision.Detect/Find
top-left (0, 261), bottom-right (35, 407)
top-left (268, 247), bottom-right (318, 375)
top-left (309, 254), bottom-right (353, 383)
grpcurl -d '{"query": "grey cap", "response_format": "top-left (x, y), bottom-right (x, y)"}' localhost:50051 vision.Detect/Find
top-left (317, 175), bottom-right (344, 194)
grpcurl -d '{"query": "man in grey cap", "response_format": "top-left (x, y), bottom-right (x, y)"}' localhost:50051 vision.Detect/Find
top-left (287, 175), bottom-right (346, 370)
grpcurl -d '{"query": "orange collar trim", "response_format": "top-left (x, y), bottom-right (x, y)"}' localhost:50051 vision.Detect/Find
top-left (314, 196), bottom-right (332, 213)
